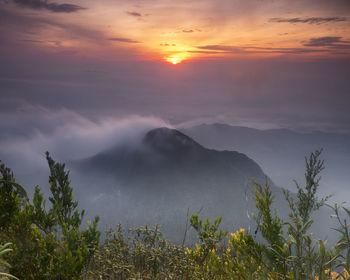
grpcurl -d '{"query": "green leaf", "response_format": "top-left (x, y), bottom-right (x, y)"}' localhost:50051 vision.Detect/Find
top-left (0, 272), bottom-right (19, 279)
top-left (342, 207), bottom-right (350, 218)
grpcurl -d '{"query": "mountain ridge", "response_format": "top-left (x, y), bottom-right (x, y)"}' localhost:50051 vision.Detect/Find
top-left (70, 127), bottom-right (286, 242)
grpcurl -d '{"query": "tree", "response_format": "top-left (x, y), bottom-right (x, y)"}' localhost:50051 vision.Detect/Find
top-left (46, 151), bottom-right (84, 230)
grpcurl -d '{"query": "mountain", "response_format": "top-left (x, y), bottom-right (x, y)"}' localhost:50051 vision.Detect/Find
top-left (181, 123), bottom-right (350, 201)
top-left (71, 127), bottom-right (285, 242)
top-left (76, 127), bottom-right (269, 189)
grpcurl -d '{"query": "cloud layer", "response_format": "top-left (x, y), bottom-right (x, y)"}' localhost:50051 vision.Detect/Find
top-left (303, 36), bottom-right (350, 48)
top-left (269, 17), bottom-right (347, 24)
top-left (109, 37), bottom-right (141, 43)
top-left (12, 0), bottom-right (85, 13)
top-left (126, 11), bottom-right (142, 17)
top-left (196, 45), bottom-right (330, 55)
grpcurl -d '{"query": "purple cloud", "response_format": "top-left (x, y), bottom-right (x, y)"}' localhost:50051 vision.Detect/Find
top-left (269, 17), bottom-right (346, 24)
top-left (12, 0), bottom-right (85, 13)
top-left (108, 37), bottom-right (141, 43)
top-left (126, 11), bottom-right (142, 17)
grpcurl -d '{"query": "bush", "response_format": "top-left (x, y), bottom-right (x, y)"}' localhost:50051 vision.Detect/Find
top-left (83, 225), bottom-right (196, 279)
top-left (0, 153), bottom-right (100, 280)
top-left (2, 150), bottom-right (350, 279)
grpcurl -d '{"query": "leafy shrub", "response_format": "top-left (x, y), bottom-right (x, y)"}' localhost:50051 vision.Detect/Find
top-left (0, 242), bottom-right (18, 279)
top-left (84, 225), bottom-right (196, 279)
top-left (0, 153), bottom-right (100, 280)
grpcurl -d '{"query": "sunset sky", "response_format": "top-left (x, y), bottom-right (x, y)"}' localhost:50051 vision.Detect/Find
top-left (1, 0), bottom-right (350, 133)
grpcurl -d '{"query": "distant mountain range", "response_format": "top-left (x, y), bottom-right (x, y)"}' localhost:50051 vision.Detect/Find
top-left (71, 127), bottom-right (285, 242)
top-left (181, 123), bottom-right (350, 201)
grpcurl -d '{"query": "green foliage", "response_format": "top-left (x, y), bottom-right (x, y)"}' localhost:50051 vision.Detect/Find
top-left (253, 181), bottom-right (283, 247)
top-left (0, 242), bottom-right (18, 279)
top-left (46, 151), bottom-right (84, 230)
top-left (0, 161), bottom-right (26, 230)
top-left (281, 150), bottom-right (332, 280)
top-left (84, 225), bottom-right (196, 279)
top-left (0, 154), bottom-right (100, 280)
top-left (285, 150), bottom-right (329, 223)
top-left (246, 150), bottom-right (336, 280)
top-left (328, 203), bottom-right (350, 279)
top-left (190, 214), bottom-right (228, 252)
top-left (252, 181), bottom-right (287, 277)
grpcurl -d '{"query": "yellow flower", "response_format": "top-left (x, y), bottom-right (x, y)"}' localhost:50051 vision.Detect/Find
top-left (316, 269), bottom-right (349, 280)
top-left (195, 243), bottom-right (200, 252)
top-left (231, 228), bottom-right (245, 240)
top-left (185, 248), bottom-right (192, 255)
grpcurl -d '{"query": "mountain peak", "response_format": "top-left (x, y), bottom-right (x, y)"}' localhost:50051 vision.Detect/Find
top-left (143, 127), bottom-right (204, 153)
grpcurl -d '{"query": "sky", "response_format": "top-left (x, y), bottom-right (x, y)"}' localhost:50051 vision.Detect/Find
top-left (0, 0), bottom-right (350, 148)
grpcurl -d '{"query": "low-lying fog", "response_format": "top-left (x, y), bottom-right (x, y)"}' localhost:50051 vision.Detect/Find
top-left (1, 109), bottom-right (349, 244)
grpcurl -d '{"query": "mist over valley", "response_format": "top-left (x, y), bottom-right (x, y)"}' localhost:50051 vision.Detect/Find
top-left (1, 117), bottom-right (343, 243)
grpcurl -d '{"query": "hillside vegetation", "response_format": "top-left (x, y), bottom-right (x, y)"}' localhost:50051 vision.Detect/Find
top-left (1, 150), bottom-right (350, 279)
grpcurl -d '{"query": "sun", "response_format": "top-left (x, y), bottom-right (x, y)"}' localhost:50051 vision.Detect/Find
top-left (170, 56), bottom-right (180, 64)
top-left (166, 56), bottom-right (181, 64)
top-left (165, 54), bottom-right (187, 65)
